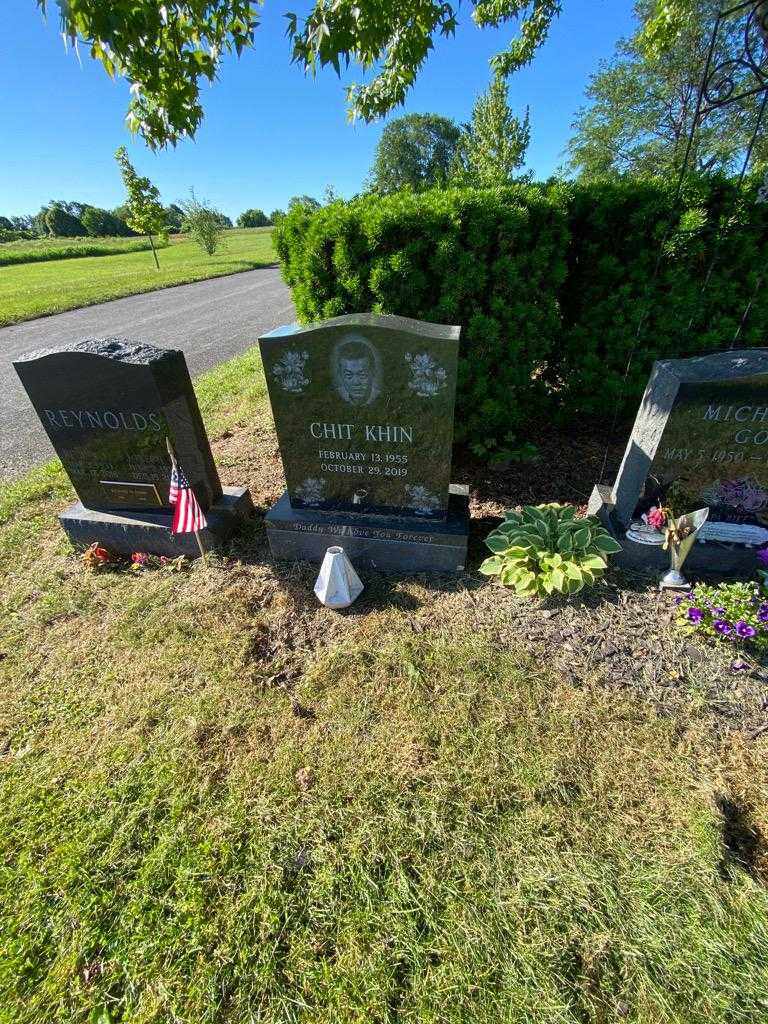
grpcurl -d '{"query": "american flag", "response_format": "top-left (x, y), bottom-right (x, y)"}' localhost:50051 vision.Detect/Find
top-left (169, 461), bottom-right (208, 535)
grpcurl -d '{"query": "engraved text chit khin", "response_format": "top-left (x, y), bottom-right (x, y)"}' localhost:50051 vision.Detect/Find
top-left (259, 315), bottom-right (460, 519)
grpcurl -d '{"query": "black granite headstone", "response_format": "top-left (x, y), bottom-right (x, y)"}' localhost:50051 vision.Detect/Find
top-left (14, 337), bottom-right (252, 557)
top-left (588, 349), bottom-right (768, 576)
top-left (259, 313), bottom-right (469, 572)
top-left (14, 337), bottom-right (221, 513)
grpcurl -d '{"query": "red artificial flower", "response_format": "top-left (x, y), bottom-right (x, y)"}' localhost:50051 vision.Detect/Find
top-left (131, 551), bottom-right (149, 565)
top-left (646, 507), bottom-right (666, 530)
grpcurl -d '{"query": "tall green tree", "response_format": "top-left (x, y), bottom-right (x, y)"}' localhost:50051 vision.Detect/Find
top-left (237, 208), bottom-right (270, 228)
top-left (114, 147), bottom-right (167, 268)
top-left (44, 205), bottom-right (87, 237)
top-left (288, 195), bottom-right (322, 212)
top-left (567, 0), bottom-right (768, 180)
top-left (452, 76), bottom-right (531, 186)
top-left (370, 114), bottom-right (461, 192)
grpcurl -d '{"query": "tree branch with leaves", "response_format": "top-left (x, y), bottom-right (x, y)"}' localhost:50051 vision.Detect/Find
top-left (38, 0), bottom-right (706, 149)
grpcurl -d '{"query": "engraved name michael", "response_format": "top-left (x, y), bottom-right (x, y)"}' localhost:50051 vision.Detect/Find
top-left (309, 421), bottom-right (413, 443)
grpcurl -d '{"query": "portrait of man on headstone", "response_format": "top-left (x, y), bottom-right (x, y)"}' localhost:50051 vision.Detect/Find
top-left (331, 334), bottom-right (382, 405)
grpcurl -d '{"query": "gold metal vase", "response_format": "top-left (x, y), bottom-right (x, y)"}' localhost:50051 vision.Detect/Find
top-left (659, 507), bottom-right (710, 590)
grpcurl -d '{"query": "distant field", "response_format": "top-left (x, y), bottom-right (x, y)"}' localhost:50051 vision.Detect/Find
top-left (0, 228), bottom-right (276, 326)
top-left (0, 235), bottom-right (171, 267)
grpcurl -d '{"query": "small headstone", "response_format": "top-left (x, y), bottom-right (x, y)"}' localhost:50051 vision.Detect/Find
top-left (589, 348), bottom-right (768, 575)
top-left (14, 337), bottom-right (252, 557)
top-left (260, 313), bottom-right (469, 572)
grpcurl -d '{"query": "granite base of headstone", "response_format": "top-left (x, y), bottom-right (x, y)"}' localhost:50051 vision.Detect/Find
top-left (14, 337), bottom-right (254, 559)
top-left (267, 485), bottom-right (470, 572)
top-left (588, 349), bottom-right (768, 578)
top-left (58, 486), bottom-right (253, 558)
top-left (259, 313), bottom-right (470, 573)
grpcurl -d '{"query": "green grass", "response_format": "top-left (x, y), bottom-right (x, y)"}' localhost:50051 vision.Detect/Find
top-left (0, 228), bottom-right (276, 326)
top-left (0, 234), bottom-right (170, 266)
top-left (1, 353), bottom-right (767, 1023)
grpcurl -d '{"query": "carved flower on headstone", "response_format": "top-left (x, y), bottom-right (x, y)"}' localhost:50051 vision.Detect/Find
top-left (272, 350), bottom-right (310, 394)
top-left (406, 484), bottom-right (440, 515)
top-left (295, 477), bottom-right (327, 506)
top-left (405, 352), bottom-right (448, 397)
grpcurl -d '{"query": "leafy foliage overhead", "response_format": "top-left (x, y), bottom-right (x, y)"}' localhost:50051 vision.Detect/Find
top-left (37, 0), bottom-right (564, 148)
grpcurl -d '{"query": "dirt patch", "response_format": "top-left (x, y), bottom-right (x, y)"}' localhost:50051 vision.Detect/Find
top-left (206, 417), bottom-right (768, 739)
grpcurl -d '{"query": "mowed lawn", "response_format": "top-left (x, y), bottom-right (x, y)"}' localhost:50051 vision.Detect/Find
top-left (0, 228), bottom-right (276, 327)
top-left (1, 350), bottom-right (767, 1023)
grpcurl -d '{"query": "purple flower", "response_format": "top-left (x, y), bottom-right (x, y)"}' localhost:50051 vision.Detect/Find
top-left (758, 605), bottom-right (768, 623)
top-left (674, 596), bottom-right (684, 606)
top-left (735, 621), bottom-right (756, 639)
top-left (713, 619), bottom-right (732, 635)
top-left (731, 657), bottom-right (750, 672)
top-left (687, 607), bottom-right (704, 624)
top-left (757, 547), bottom-right (768, 567)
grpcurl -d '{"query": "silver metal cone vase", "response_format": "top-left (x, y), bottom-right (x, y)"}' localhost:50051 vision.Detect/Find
top-left (659, 507), bottom-right (710, 590)
top-left (314, 546), bottom-right (364, 609)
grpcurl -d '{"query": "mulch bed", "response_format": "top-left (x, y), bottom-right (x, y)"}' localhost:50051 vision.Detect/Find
top-left (209, 413), bottom-right (768, 738)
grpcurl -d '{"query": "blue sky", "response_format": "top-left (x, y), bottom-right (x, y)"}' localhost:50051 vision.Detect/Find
top-left (1, 1), bottom-right (636, 220)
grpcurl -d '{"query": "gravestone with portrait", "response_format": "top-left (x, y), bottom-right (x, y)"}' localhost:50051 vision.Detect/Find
top-left (259, 313), bottom-right (469, 572)
top-left (588, 348), bottom-right (768, 574)
top-left (14, 337), bottom-right (252, 557)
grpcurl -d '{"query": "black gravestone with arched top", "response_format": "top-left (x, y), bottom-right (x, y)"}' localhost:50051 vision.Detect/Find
top-left (259, 313), bottom-right (469, 572)
top-left (14, 337), bottom-right (252, 557)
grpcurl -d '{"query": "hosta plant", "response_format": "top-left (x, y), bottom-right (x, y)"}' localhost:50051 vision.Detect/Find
top-left (479, 504), bottom-right (622, 598)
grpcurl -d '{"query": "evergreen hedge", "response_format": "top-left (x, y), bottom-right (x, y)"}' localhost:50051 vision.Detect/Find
top-left (275, 179), bottom-right (768, 458)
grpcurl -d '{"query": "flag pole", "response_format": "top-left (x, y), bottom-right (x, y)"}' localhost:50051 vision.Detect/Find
top-left (166, 435), bottom-right (207, 565)
top-left (194, 528), bottom-right (207, 565)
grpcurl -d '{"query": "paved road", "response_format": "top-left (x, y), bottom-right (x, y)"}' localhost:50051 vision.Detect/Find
top-left (0, 267), bottom-right (294, 480)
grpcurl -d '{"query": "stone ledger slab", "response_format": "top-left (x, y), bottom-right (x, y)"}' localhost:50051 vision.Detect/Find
top-left (265, 487), bottom-right (470, 573)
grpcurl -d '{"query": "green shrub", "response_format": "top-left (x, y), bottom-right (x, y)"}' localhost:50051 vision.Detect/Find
top-left (238, 208), bottom-right (270, 227)
top-left (274, 177), bottom-right (768, 455)
top-left (275, 186), bottom-right (569, 451)
top-left (549, 176), bottom-right (768, 420)
top-left (479, 504), bottom-right (622, 598)
top-left (81, 206), bottom-right (132, 237)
